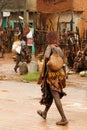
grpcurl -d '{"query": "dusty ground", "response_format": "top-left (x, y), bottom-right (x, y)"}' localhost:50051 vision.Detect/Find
top-left (0, 53), bottom-right (87, 130)
top-left (0, 52), bottom-right (87, 84)
top-left (0, 53), bottom-right (21, 81)
top-left (0, 77), bottom-right (87, 130)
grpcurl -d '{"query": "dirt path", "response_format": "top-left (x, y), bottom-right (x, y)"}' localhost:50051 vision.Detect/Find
top-left (0, 52), bottom-right (87, 87)
top-left (0, 53), bottom-right (21, 81)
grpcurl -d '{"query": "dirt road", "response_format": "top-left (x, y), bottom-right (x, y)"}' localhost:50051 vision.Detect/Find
top-left (0, 80), bottom-right (87, 130)
top-left (0, 53), bottom-right (22, 81)
top-left (0, 53), bottom-right (87, 130)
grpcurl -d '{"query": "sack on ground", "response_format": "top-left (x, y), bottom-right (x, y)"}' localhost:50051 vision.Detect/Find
top-left (19, 62), bottom-right (28, 75)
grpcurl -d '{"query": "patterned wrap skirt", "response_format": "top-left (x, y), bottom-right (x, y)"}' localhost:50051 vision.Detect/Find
top-left (40, 68), bottom-right (66, 105)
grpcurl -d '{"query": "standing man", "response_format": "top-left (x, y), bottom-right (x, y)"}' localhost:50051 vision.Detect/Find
top-left (37, 31), bottom-right (68, 125)
top-left (26, 29), bottom-right (34, 61)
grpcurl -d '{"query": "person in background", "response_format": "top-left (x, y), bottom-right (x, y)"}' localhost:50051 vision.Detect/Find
top-left (26, 29), bottom-right (34, 54)
top-left (13, 34), bottom-right (22, 73)
top-left (23, 25), bottom-right (35, 62)
top-left (73, 50), bottom-right (83, 72)
top-left (83, 47), bottom-right (87, 70)
top-left (37, 31), bottom-right (68, 126)
top-left (0, 33), bottom-right (5, 58)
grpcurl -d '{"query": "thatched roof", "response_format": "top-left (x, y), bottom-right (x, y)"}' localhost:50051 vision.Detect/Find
top-left (0, 0), bottom-right (26, 12)
top-left (28, 0), bottom-right (37, 11)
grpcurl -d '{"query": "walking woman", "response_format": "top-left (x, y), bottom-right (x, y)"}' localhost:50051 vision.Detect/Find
top-left (37, 31), bottom-right (68, 125)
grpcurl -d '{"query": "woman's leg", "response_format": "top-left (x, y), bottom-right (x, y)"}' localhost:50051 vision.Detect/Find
top-left (37, 96), bottom-right (53, 119)
top-left (50, 89), bottom-right (68, 125)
